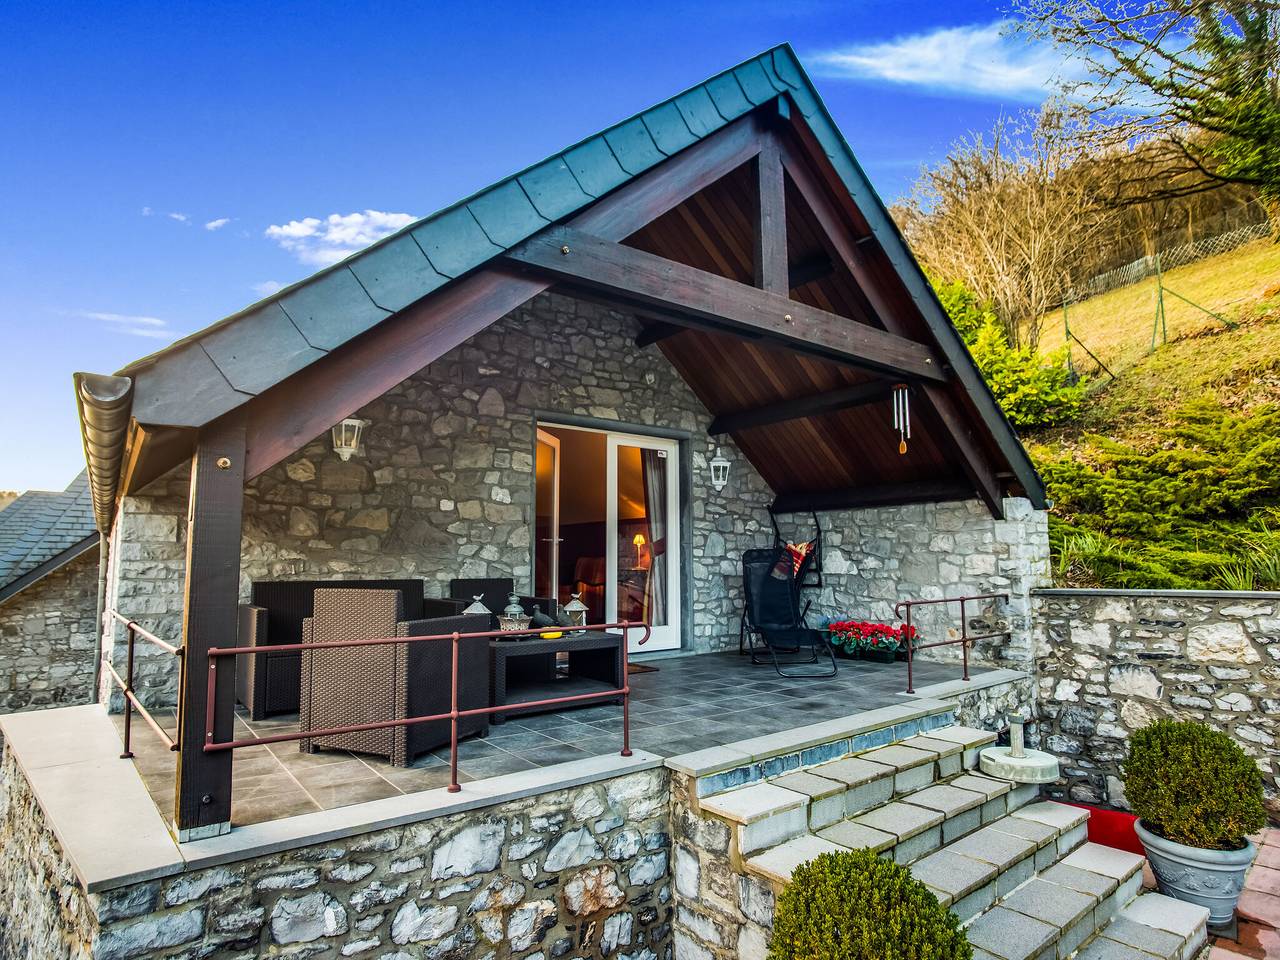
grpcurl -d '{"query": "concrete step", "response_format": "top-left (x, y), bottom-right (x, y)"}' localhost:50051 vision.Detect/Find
top-left (697, 781), bottom-right (809, 856)
top-left (962, 842), bottom-right (1148, 960)
top-left (1073, 894), bottom-right (1210, 960)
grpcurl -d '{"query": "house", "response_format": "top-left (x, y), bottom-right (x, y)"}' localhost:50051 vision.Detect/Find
top-left (1, 47), bottom-right (1176, 960)
top-left (0, 471), bottom-right (98, 712)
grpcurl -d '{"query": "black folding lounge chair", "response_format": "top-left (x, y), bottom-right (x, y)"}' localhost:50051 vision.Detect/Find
top-left (739, 545), bottom-right (837, 678)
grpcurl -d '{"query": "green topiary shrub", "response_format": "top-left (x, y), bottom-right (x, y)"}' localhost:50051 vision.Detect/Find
top-left (768, 849), bottom-right (972, 960)
top-left (1123, 719), bottom-right (1266, 850)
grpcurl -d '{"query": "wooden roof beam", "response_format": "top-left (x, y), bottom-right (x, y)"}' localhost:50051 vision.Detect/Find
top-left (504, 225), bottom-right (947, 383)
top-left (635, 321), bottom-right (683, 348)
top-left (708, 381), bottom-right (893, 436)
top-left (771, 479), bottom-right (972, 514)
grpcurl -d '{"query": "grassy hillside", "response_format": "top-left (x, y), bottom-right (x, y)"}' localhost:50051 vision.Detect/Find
top-left (1025, 239), bottom-right (1280, 589)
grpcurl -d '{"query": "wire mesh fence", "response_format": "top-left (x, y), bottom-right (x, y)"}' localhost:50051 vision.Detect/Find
top-left (1081, 221), bottom-right (1274, 298)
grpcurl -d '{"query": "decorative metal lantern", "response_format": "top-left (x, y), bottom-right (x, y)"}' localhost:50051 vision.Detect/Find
top-left (563, 592), bottom-right (589, 628)
top-left (331, 418), bottom-right (368, 462)
top-left (462, 595), bottom-right (491, 617)
top-left (709, 447), bottom-right (730, 491)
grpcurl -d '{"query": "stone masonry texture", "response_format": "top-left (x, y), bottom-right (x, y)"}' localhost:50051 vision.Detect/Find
top-left (1035, 589), bottom-right (1280, 804)
top-left (0, 754), bottom-right (673, 960)
top-left (96, 291), bottom-right (1049, 709)
top-left (0, 550), bottom-right (98, 714)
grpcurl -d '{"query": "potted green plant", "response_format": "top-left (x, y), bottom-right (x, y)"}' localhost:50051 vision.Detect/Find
top-left (769, 849), bottom-right (971, 959)
top-left (1123, 719), bottom-right (1266, 925)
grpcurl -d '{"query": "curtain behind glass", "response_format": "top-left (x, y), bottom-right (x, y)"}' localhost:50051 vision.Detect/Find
top-left (639, 449), bottom-right (668, 624)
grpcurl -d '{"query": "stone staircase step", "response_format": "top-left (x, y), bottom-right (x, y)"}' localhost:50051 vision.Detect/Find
top-left (745, 833), bottom-right (846, 886)
top-left (814, 818), bottom-right (894, 855)
top-left (925, 724), bottom-right (999, 769)
top-left (860, 744), bottom-right (938, 795)
top-left (900, 735), bottom-right (964, 778)
top-left (698, 782), bottom-right (808, 855)
top-left (1116, 894), bottom-right (1209, 958)
top-left (957, 841), bottom-right (1150, 960)
top-left (951, 772), bottom-right (1015, 824)
top-left (850, 800), bottom-right (945, 864)
top-left (808, 755), bottom-right (895, 816)
top-left (907, 783), bottom-right (987, 843)
top-left (770, 770), bottom-right (846, 830)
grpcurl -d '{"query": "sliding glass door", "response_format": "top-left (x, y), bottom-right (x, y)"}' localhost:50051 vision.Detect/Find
top-left (606, 433), bottom-right (681, 651)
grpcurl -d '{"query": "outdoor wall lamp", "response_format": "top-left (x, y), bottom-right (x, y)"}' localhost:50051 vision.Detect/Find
top-left (331, 418), bottom-right (368, 462)
top-left (709, 447), bottom-right (730, 491)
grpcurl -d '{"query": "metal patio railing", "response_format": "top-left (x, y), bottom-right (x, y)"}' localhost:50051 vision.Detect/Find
top-left (203, 621), bottom-right (650, 794)
top-left (105, 608), bottom-right (183, 757)
top-left (895, 593), bottom-right (1010, 694)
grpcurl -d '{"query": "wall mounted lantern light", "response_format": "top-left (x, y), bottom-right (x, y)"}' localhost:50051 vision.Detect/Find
top-left (709, 447), bottom-right (730, 491)
top-left (331, 418), bottom-right (368, 462)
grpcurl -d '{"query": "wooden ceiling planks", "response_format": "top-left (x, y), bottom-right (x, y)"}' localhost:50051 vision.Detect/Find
top-left (622, 144), bottom-right (972, 507)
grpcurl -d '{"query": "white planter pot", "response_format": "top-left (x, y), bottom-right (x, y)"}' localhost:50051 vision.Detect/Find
top-left (1135, 819), bottom-right (1255, 925)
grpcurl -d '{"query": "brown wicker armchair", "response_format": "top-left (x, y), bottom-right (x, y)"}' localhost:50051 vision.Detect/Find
top-left (299, 588), bottom-right (489, 766)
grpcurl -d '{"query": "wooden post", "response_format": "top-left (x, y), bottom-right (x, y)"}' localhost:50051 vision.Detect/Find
top-left (754, 136), bottom-right (788, 294)
top-left (174, 412), bottom-right (245, 838)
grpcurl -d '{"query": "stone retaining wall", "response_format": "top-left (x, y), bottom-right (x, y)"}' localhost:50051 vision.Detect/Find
top-left (0, 749), bottom-right (97, 958)
top-left (0, 550), bottom-right (98, 713)
top-left (1034, 589), bottom-right (1280, 805)
top-left (0, 753), bottom-right (673, 960)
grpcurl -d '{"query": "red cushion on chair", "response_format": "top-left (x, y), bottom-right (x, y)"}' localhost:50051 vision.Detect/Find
top-left (783, 541), bottom-right (814, 575)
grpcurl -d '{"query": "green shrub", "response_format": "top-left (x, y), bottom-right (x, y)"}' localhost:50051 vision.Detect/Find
top-left (768, 850), bottom-right (971, 960)
top-left (934, 279), bottom-right (1085, 429)
top-left (1122, 720), bottom-right (1266, 850)
top-left (1040, 398), bottom-right (1280, 589)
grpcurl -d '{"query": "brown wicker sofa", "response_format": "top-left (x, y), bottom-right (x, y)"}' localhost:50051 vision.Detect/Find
top-left (237, 578), bottom-right (466, 719)
top-left (299, 588), bottom-right (490, 766)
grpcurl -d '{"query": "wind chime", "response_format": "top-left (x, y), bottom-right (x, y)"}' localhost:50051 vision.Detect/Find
top-left (892, 384), bottom-right (911, 455)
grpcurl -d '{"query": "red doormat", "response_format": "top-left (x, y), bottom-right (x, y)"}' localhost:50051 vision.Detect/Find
top-left (628, 663), bottom-right (659, 675)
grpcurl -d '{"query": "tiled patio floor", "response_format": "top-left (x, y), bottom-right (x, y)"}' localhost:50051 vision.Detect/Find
top-left (114, 651), bottom-right (976, 827)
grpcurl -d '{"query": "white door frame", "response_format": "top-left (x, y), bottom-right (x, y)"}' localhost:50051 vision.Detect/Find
top-left (534, 429), bottom-right (561, 600)
top-left (606, 431), bottom-right (682, 651)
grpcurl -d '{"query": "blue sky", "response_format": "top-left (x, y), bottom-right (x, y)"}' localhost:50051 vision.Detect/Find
top-left (0, 0), bottom-right (1067, 491)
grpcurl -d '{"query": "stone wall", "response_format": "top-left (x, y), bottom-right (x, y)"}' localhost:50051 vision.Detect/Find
top-left (0, 756), bottom-right (673, 960)
top-left (1035, 589), bottom-right (1280, 805)
top-left (0, 749), bottom-right (96, 959)
top-left (668, 769), bottom-right (773, 960)
top-left (0, 551), bottom-right (99, 713)
top-left (806, 497), bottom-right (1049, 669)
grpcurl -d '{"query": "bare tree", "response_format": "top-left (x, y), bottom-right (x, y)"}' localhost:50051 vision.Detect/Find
top-left (1014, 0), bottom-right (1280, 208)
top-left (902, 107), bottom-right (1112, 348)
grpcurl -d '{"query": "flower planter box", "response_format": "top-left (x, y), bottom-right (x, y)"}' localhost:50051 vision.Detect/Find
top-left (862, 647), bottom-right (896, 664)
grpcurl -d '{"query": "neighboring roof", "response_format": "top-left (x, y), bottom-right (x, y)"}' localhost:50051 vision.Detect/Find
top-left (81, 43), bottom-right (1046, 521)
top-left (0, 472), bottom-right (98, 604)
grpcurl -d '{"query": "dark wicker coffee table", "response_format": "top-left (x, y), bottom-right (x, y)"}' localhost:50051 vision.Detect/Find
top-left (489, 630), bottom-right (626, 724)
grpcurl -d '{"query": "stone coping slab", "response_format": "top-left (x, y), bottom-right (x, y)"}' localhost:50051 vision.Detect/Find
top-left (664, 698), bottom-right (955, 778)
top-left (810, 755), bottom-right (894, 787)
top-left (1033, 587), bottom-right (1280, 600)
top-left (771, 770), bottom-right (844, 800)
top-left (180, 749), bottom-right (664, 873)
top-left (0, 704), bottom-right (185, 892)
top-left (905, 668), bottom-right (1031, 701)
top-left (698, 782), bottom-right (807, 824)
top-left (0, 703), bottom-right (665, 892)
top-left (927, 725), bottom-right (998, 748)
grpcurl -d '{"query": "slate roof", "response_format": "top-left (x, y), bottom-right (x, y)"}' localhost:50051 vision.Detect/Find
top-left (120, 46), bottom-right (899, 427)
top-left (99, 43), bottom-right (1045, 509)
top-left (0, 472), bottom-right (97, 603)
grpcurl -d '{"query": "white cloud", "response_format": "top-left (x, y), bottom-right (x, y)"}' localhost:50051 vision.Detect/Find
top-left (167, 212), bottom-right (189, 223)
top-left (141, 206), bottom-right (154, 217)
top-left (204, 217), bottom-right (231, 231)
top-left (265, 209), bottom-right (417, 267)
top-left (80, 310), bottom-right (175, 340)
top-left (811, 20), bottom-right (1081, 102)
top-left (252, 280), bottom-right (284, 296)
